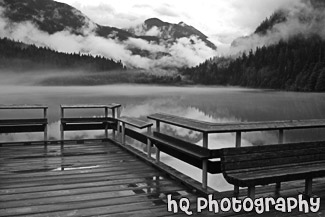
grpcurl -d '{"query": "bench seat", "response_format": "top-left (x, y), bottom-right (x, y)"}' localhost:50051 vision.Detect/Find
top-left (220, 141), bottom-right (325, 198)
top-left (225, 161), bottom-right (325, 187)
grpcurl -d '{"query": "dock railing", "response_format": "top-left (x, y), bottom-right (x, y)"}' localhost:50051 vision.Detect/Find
top-left (60, 104), bottom-right (121, 144)
top-left (145, 113), bottom-right (325, 190)
top-left (0, 105), bottom-right (48, 143)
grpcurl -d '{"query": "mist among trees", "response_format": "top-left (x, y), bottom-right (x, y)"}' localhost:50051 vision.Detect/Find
top-left (182, 35), bottom-right (325, 92)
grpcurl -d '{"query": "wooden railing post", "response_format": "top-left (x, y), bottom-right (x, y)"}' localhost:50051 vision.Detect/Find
top-left (147, 126), bottom-right (152, 158)
top-left (202, 132), bottom-right (208, 189)
top-left (234, 131), bottom-right (242, 194)
top-left (121, 122), bottom-right (126, 145)
top-left (248, 186), bottom-right (255, 199)
top-left (155, 121), bottom-right (160, 163)
top-left (305, 178), bottom-right (312, 195)
top-left (105, 107), bottom-right (108, 139)
top-left (236, 131), bottom-right (241, 148)
top-left (112, 107), bottom-right (117, 139)
top-left (60, 106), bottom-right (64, 148)
top-left (43, 108), bottom-right (48, 145)
top-left (278, 129), bottom-right (284, 144)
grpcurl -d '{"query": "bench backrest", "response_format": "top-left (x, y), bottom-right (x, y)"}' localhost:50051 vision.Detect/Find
top-left (220, 141), bottom-right (325, 172)
top-left (0, 105), bottom-right (48, 136)
top-left (0, 119), bottom-right (47, 133)
top-left (151, 132), bottom-right (221, 174)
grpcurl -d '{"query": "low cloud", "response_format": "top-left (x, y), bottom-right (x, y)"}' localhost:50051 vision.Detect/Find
top-left (0, 6), bottom-right (217, 70)
top-left (229, 0), bottom-right (325, 54)
top-left (154, 5), bottom-right (179, 18)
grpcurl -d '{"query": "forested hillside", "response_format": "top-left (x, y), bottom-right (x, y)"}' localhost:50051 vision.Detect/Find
top-left (183, 35), bottom-right (325, 92)
top-left (0, 37), bottom-right (125, 71)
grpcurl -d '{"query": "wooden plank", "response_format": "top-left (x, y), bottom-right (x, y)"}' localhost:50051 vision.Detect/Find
top-left (153, 132), bottom-right (220, 158)
top-left (0, 105), bottom-right (48, 109)
top-left (222, 141), bottom-right (325, 156)
top-left (61, 117), bottom-right (116, 123)
top-left (122, 128), bottom-right (147, 144)
top-left (118, 117), bottom-right (153, 129)
top-left (0, 177), bottom-right (165, 195)
top-left (148, 113), bottom-right (209, 132)
top-left (0, 119), bottom-right (47, 125)
top-left (0, 180), bottom-right (176, 204)
top-left (1, 199), bottom-right (182, 217)
top-left (0, 125), bottom-right (46, 133)
top-left (0, 167), bottom-right (158, 186)
top-left (0, 153), bottom-right (132, 166)
top-left (151, 132), bottom-right (210, 159)
top-left (0, 161), bottom-right (150, 179)
top-left (223, 153), bottom-right (325, 171)
top-left (148, 113), bottom-right (325, 134)
top-left (61, 104), bottom-right (121, 109)
top-left (62, 123), bottom-right (112, 131)
top-left (226, 164), bottom-right (325, 187)
top-left (222, 146), bottom-right (325, 163)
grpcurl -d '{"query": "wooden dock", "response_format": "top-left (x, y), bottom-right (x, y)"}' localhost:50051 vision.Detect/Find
top-left (1, 139), bottom-right (325, 217)
top-left (1, 105), bottom-right (325, 216)
top-left (0, 140), bottom-right (199, 217)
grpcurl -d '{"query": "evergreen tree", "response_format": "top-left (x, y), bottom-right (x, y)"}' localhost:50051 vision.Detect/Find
top-left (315, 69), bottom-right (325, 91)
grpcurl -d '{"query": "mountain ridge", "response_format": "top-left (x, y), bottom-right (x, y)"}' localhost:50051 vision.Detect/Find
top-left (128, 17), bottom-right (216, 50)
top-left (0, 0), bottom-right (217, 69)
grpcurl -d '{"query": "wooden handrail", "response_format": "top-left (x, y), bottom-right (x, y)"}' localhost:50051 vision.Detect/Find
top-left (148, 113), bottom-right (325, 148)
top-left (60, 104), bottom-right (121, 109)
top-left (0, 105), bottom-right (48, 109)
top-left (148, 113), bottom-right (325, 133)
top-left (118, 117), bottom-right (153, 129)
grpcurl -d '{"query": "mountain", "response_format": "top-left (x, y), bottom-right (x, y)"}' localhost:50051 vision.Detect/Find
top-left (0, 0), bottom-right (217, 69)
top-left (231, 0), bottom-right (325, 50)
top-left (128, 18), bottom-right (217, 50)
top-left (182, 0), bottom-right (325, 92)
top-left (0, 0), bottom-right (137, 40)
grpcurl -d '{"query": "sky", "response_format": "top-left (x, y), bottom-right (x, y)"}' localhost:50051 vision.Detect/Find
top-left (56, 0), bottom-right (301, 50)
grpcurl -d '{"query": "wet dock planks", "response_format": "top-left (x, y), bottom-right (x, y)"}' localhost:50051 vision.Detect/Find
top-left (1, 140), bottom-right (325, 216)
top-left (0, 140), bottom-right (198, 217)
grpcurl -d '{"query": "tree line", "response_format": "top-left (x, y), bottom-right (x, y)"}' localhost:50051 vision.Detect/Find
top-left (182, 35), bottom-right (325, 92)
top-left (0, 37), bottom-right (125, 71)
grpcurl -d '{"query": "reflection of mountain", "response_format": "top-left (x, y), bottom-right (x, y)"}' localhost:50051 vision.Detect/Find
top-left (0, 0), bottom-right (217, 70)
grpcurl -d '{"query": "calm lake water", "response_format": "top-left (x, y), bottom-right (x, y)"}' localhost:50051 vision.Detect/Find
top-left (1, 85), bottom-right (325, 191)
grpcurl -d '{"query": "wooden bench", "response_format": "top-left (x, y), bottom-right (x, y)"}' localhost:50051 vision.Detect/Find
top-left (60, 104), bottom-right (121, 141)
top-left (0, 105), bottom-right (48, 142)
top-left (147, 132), bottom-right (221, 189)
top-left (220, 141), bottom-right (325, 198)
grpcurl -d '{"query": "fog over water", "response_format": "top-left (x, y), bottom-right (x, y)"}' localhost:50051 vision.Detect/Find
top-left (1, 84), bottom-right (325, 190)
